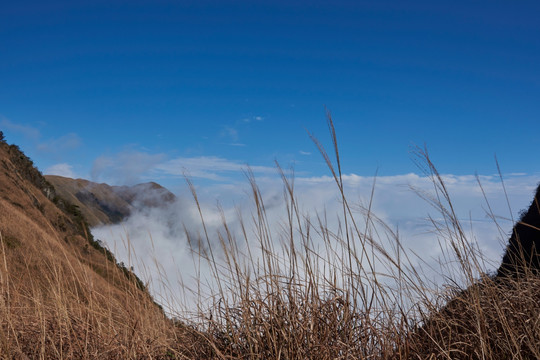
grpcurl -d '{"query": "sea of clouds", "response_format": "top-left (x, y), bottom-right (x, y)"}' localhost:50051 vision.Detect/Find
top-left (91, 169), bottom-right (539, 316)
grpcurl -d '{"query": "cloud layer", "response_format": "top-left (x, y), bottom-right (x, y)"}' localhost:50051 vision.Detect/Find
top-left (91, 151), bottom-right (166, 185)
top-left (91, 169), bottom-right (539, 315)
top-left (45, 163), bottom-right (76, 178)
top-left (90, 151), bottom-right (276, 184)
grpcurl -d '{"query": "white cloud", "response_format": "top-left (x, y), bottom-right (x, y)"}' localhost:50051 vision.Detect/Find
top-left (91, 150), bottom-right (166, 185)
top-left (45, 163), bottom-right (76, 178)
top-left (155, 156), bottom-right (275, 181)
top-left (1, 117), bottom-right (82, 156)
top-left (242, 115), bottom-right (264, 123)
top-left (0, 117), bottom-right (41, 139)
top-left (37, 133), bottom-right (81, 152)
top-left (220, 126), bottom-right (239, 142)
top-left (299, 150), bottom-right (311, 155)
top-left (89, 149), bottom-right (277, 184)
top-left (92, 168), bottom-right (539, 314)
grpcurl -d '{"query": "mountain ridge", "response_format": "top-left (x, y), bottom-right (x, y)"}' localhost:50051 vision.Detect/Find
top-left (45, 175), bottom-right (176, 227)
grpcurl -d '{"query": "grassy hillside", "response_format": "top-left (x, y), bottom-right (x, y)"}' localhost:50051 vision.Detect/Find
top-left (0, 136), bottom-right (204, 359)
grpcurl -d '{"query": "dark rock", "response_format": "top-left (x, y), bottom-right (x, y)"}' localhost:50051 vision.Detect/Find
top-left (497, 184), bottom-right (540, 277)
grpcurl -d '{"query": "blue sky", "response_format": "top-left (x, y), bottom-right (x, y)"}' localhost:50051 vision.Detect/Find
top-left (4, 1), bottom-right (540, 309)
top-left (1, 0), bottom-right (540, 187)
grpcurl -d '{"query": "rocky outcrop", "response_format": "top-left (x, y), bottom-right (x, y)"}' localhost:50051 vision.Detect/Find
top-left (497, 184), bottom-right (540, 277)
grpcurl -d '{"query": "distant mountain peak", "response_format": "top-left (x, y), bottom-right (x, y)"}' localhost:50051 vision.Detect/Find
top-left (45, 175), bottom-right (176, 227)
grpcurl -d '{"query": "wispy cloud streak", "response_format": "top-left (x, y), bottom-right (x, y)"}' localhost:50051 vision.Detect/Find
top-left (155, 156), bottom-right (275, 181)
top-left (45, 163), bottom-right (77, 178)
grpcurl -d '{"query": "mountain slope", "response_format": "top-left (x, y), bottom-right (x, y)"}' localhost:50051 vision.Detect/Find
top-left (45, 175), bottom-right (176, 227)
top-left (0, 136), bottom-right (193, 358)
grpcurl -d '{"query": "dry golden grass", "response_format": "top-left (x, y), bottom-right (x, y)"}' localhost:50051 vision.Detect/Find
top-left (405, 276), bottom-right (540, 359)
top-left (2, 120), bottom-right (540, 359)
top-left (0, 142), bottom-right (210, 359)
top-left (0, 229), bottom-right (205, 359)
top-left (172, 116), bottom-right (540, 359)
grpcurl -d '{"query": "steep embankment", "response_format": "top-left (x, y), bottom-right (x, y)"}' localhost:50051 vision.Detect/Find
top-left (45, 175), bottom-right (175, 227)
top-left (0, 135), bottom-right (192, 358)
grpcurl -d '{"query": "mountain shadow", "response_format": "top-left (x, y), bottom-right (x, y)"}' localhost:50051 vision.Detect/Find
top-left (497, 183), bottom-right (540, 277)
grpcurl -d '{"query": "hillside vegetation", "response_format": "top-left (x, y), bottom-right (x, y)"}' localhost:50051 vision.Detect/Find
top-left (1, 125), bottom-right (540, 359)
top-left (0, 134), bottom-right (204, 359)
